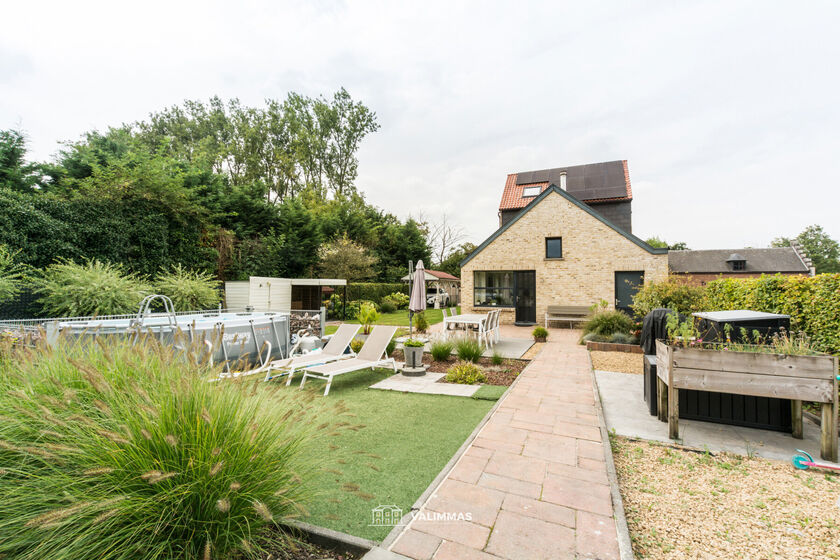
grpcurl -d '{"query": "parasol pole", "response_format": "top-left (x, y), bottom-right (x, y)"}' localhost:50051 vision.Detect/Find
top-left (408, 260), bottom-right (414, 337)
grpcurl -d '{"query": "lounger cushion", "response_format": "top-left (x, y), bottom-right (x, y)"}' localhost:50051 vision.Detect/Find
top-left (304, 357), bottom-right (373, 375)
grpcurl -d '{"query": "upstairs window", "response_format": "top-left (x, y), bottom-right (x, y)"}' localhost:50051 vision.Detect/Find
top-left (731, 260), bottom-right (746, 271)
top-left (522, 186), bottom-right (542, 197)
top-left (546, 237), bottom-right (563, 259)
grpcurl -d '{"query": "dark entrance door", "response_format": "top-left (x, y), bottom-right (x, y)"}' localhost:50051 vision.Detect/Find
top-left (514, 271), bottom-right (536, 325)
top-left (615, 271), bottom-right (644, 315)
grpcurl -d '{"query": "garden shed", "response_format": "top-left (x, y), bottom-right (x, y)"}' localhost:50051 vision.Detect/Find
top-left (224, 277), bottom-right (346, 312)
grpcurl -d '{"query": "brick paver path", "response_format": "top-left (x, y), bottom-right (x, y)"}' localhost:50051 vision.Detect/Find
top-left (389, 329), bottom-right (621, 560)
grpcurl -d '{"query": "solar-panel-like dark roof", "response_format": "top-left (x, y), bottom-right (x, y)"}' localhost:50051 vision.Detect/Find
top-left (514, 160), bottom-right (629, 201)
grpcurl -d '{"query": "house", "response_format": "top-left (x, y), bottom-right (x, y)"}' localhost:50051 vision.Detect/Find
top-left (461, 161), bottom-right (668, 325)
top-left (669, 244), bottom-right (815, 285)
top-left (400, 268), bottom-right (460, 305)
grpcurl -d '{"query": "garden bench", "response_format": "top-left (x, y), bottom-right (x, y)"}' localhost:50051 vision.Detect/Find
top-left (545, 305), bottom-right (590, 329)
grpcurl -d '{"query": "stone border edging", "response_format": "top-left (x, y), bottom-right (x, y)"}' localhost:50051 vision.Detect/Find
top-left (585, 341), bottom-right (644, 354)
top-left (284, 519), bottom-right (377, 556)
top-left (588, 352), bottom-right (635, 560)
top-left (379, 356), bottom-right (528, 549)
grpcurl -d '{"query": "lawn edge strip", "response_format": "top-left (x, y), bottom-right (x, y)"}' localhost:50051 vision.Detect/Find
top-left (590, 352), bottom-right (635, 560)
top-left (379, 359), bottom-right (524, 549)
top-left (283, 519), bottom-right (379, 556)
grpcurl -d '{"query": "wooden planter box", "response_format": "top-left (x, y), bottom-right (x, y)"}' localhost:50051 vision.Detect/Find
top-left (655, 340), bottom-right (839, 461)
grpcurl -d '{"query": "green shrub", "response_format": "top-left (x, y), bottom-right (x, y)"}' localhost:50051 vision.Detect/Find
top-left (430, 339), bottom-right (454, 361)
top-left (609, 332), bottom-right (637, 345)
top-left (582, 310), bottom-right (634, 337)
top-left (414, 312), bottom-right (429, 333)
top-left (581, 332), bottom-right (610, 343)
top-left (704, 274), bottom-right (840, 355)
top-left (358, 302), bottom-right (380, 334)
top-left (387, 292), bottom-right (410, 309)
top-left (532, 326), bottom-right (548, 340)
top-left (455, 337), bottom-right (484, 362)
top-left (403, 338), bottom-right (425, 347)
top-left (350, 338), bottom-right (364, 353)
top-left (379, 298), bottom-right (397, 314)
top-left (386, 337), bottom-right (397, 356)
top-left (328, 295), bottom-right (362, 321)
top-left (32, 259), bottom-right (151, 317)
top-left (0, 338), bottom-right (334, 559)
top-left (445, 360), bottom-right (486, 384)
top-left (631, 276), bottom-right (708, 317)
top-left (491, 351), bottom-right (504, 366)
top-left (0, 244), bottom-right (28, 302)
top-left (156, 264), bottom-right (221, 311)
top-left (346, 283), bottom-right (407, 305)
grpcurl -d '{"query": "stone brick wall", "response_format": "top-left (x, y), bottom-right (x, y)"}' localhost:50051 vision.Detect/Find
top-left (462, 190), bottom-right (668, 324)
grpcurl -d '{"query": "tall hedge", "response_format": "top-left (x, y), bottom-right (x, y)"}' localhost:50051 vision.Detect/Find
top-left (346, 282), bottom-right (408, 304)
top-left (704, 274), bottom-right (840, 355)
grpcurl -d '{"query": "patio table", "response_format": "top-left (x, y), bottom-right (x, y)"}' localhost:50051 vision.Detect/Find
top-left (444, 313), bottom-right (488, 339)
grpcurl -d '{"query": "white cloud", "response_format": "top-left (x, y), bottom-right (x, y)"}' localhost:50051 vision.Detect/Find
top-left (2, 0), bottom-right (839, 250)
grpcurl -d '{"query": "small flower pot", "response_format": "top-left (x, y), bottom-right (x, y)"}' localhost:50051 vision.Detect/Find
top-left (402, 346), bottom-right (425, 369)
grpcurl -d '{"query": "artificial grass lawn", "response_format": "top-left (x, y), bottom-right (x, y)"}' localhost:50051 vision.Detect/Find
top-left (472, 384), bottom-right (508, 401)
top-left (264, 367), bottom-right (492, 541)
top-left (346, 307), bottom-right (460, 327)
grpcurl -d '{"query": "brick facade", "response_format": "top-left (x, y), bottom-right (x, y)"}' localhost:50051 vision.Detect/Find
top-left (462, 190), bottom-right (668, 324)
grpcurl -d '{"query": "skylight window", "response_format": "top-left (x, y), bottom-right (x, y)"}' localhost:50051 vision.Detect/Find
top-left (522, 186), bottom-right (542, 197)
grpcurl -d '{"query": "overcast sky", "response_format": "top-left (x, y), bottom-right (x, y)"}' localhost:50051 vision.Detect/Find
top-left (3, 1), bottom-right (839, 251)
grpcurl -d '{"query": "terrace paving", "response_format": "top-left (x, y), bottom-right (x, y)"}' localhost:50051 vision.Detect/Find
top-left (388, 328), bottom-right (623, 560)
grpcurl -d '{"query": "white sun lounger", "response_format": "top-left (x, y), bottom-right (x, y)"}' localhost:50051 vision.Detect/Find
top-left (263, 323), bottom-right (361, 384)
top-left (300, 325), bottom-right (398, 396)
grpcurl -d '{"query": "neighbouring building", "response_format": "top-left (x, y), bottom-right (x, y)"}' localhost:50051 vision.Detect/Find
top-left (400, 268), bottom-right (460, 305)
top-left (668, 244), bottom-right (815, 285)
top-left (461, 162), bottom-right (668, 325)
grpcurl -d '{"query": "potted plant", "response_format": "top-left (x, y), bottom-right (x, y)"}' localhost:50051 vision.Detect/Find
top-left (402, 338), bottom-right (426, 369)
top-left (532, 326), bottom-right (548, 343)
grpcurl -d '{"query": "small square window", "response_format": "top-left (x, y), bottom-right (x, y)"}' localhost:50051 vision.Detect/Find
top-left (546, 237), bottom-right (563, 259)
top-left (522, 186), bottom-right (542, 197)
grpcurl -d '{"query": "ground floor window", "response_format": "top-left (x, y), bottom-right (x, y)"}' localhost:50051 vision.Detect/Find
top-left (473, 271), bottom-right (514, 307)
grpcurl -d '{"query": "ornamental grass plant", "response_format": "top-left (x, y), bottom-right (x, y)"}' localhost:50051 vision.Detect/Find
top-left (32, 259), bottom-right (151, 317)
top-left (0, 336), bottom-right (342, 560)
top-left (155, 264), bottom-right (221, 311)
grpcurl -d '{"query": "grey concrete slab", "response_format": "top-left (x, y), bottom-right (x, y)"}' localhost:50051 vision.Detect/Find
top-left (481, 337), bottom-right (533, 359)
top-left (362, 547), bottom-right (411, 560)
top-left (370, 371), bottom-right (479, 397)
top-left (595, 370), bottom-right (824, 462)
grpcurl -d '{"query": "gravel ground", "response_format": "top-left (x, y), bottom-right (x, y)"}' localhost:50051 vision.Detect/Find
top-left (611, 436), bottom-right (840, 559)
top-left (590, 350), bottom-right (643, 374)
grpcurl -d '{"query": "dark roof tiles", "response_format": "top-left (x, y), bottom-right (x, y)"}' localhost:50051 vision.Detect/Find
top-left (669, 248), bottom-right (810, 274)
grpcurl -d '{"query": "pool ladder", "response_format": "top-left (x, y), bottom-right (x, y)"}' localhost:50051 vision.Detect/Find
top-left (131, 294), bottom-right (178, 332)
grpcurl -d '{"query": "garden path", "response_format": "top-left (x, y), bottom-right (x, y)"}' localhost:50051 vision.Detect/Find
top-left (387, 328), bottom-right (624, 560)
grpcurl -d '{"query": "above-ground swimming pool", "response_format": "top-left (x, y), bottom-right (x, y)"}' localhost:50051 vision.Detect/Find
top-left (54, 310), bottom-right (291, 368)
